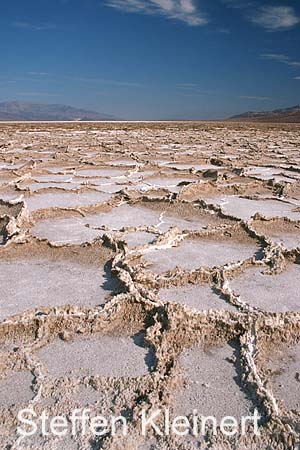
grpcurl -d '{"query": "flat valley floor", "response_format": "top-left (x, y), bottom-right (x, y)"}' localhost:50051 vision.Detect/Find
top-left (0, 121), bottom-right (300, 449)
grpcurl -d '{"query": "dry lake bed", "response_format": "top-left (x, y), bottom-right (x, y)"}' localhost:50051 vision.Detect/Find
top-left (0, 121), bottom-right (300, 449)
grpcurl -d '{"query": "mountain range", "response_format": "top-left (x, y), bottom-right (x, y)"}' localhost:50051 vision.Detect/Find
top-left (1, 101), bottom-right (300, 123)
top-left (228, 105), bottom-right (300, 123)
top-left (0, 101), bottom-right (116, 121)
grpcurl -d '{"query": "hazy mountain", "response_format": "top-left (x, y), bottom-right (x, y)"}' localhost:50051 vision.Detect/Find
top-left (228, 105), bottom-right (300, 123)
top-left (0, 101), bottom-right (116, 121)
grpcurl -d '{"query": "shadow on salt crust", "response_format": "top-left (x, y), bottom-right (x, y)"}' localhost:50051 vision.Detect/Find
top-left (265, 343), bottom-right (300, 412)
top-left (0, 259), bottom-right (117, 321)
top-left (36, 334), bottom-right (155, 378)
top-left (229, 264), bottom-right (300, 312)
top-left (174, 342), bottom-right (254, 421)
top-left (0, 371), bottom-right (34, 407)
top-left (159, 284), bottom-right (237, 312)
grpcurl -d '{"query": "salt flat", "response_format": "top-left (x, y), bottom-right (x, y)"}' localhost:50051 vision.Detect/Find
top-left (0, 121), bottom-right (300, 450)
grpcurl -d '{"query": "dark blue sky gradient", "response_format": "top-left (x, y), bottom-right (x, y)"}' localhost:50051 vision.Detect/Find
top-left (0, 0), bottom-right (299, 119)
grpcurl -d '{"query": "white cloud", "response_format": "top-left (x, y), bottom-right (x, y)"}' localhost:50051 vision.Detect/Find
top-left (105, 0), bottom-right (207, 26)
top-left (261, 53), bottom-right (300, 67)
top-left (176, 83), bottom-right (199, 88)
top-left (294, 76), bottom-right (300, 80)
top-left (68, 75), bottom-right (142, 87)
top-left (13, 21), bottom-right (57, 31)
top-left (27, 72), bottom-right (49, 76)
top-left (16, 92), bottom-right (60, 97)
top-left (239, 95), bottom-right (270, 100)
top-left (261, 53), bottom-right (289, 62)
top-left (250, 6), bottom-right (299, 31)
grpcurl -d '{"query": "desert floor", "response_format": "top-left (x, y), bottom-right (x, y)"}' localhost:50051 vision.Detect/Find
top-left (0, 121), bottom-right (300, 449)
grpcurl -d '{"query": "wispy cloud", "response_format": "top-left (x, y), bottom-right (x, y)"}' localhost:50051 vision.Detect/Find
top-left (16, 92), bottom-right (60, 97)
top-left (14, 73), bottom-right (142, 88)
top-left (176, 84), bottom-right (217, 96)
top-left (12, 21), bottom-right (57, 31)
top-left (294, 76), bottom-right (300, 80)
top-left (222, 0), bottom-right (256, 9)
top-left (239, 95), bottom-right (270, 100)
top-left (0, 80), bottom-right (17, 86)
top-left (176, 83), bottom-right (199, 88)
top-left (66, 75), bottom-right (142, 87)
top-left (224, 2), bottom-right (299, 32)
top-left (27, 72), bottom-right (49, 76)
top-left (250, 6), bottom-right (299, 31)
top-left (105, 0), bottom-right (207, 26)
top-left (215, 28), bottom-right (231, 34)
top-left (261, 53), bottom-right (300, 67)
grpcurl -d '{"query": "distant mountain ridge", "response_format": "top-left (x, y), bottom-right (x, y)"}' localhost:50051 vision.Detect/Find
top-left (0, 101), bottom-right (116, 121)
top-left (228, 105), bottom-right (300, 123)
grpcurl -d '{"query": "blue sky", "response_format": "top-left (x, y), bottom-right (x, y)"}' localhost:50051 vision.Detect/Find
top-left (0, 0), bottom-right (299, 119)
